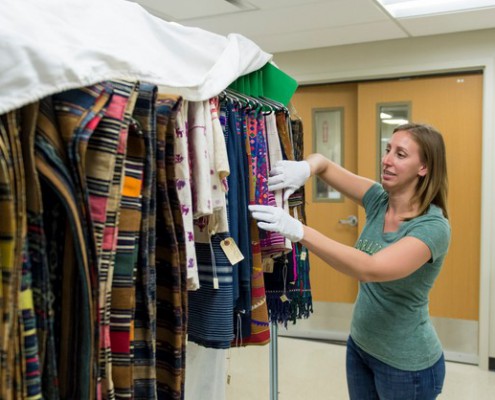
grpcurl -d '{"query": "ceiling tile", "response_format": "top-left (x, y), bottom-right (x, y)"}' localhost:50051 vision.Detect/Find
top-left (131, 0), bottom-right (255, 20)
top-left (179, 0), bottom-right (391, 36)
top-left (129, 0), bottom-right (495, 53)
top-left (251, 20), bottom-right (408, 53)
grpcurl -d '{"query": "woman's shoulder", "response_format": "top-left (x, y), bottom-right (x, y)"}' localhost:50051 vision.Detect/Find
top-left (407, 204), bottom-right (451, 239)
top-left (362, 182), bottom-right (387, 209)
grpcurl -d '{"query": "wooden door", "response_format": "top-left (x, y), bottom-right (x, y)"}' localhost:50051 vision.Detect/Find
top-left (292, 83), bottom-right (359, 303)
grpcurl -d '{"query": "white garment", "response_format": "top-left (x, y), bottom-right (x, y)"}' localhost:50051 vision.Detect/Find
top-left (188, 101), bottom-right (213, 219)
top-left (185, 342), bottom-right (228, 400)
top-left (207, 98), bottom-right (230, 235)
top-left (0, 0), bottom-right (272, 114)
top-left (174, 101), bottom-right (200, 291)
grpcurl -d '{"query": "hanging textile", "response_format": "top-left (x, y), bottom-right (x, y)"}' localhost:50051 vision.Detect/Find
top-left (0, 109), bottom-right (40, 399)
top-left (20, 103), bottom-right (46, 400)
top-left (110, 108), bottom-right (146, 398)
top-left (0, 59), bottom-right (308, 399)
top-left (187, 99), bottom-right (235, 350)
top-left (237, 107), bottom-right (271, 346)
top-left (174, 101), bottom-right (199, 291)
top-left (132, 83), bottom-right (159, 399)
top-left (154, 94), bottom-right (187, 399)
top-left (220, 99), bottom-right (252, 340)
top-left (36, 93), bottom-right (101, 399)
top-left (263, 110), bottom-right (313, 325)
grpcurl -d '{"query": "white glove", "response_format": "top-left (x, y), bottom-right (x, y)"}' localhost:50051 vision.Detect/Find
top-left (268, 160), bottom-right (310, 201)
top-left (248, 204), bottom-right (304, 243)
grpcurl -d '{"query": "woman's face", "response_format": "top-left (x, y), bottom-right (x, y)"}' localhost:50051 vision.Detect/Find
top-left (381, 130), bottom-right (427, 193)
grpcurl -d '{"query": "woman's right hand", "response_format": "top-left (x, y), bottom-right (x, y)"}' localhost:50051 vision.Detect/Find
top-left (268, 160), bottom-right (311, 201)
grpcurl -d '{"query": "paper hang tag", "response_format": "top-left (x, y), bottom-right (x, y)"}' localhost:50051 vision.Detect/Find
top-left (262, 257), bottom-right (274, 273)
top-left (300, 250), bottom-right (307, 261)
top-left (220, 237), bottom-right (245, 266)
top-left (280, 294), bottom-right (289, 303)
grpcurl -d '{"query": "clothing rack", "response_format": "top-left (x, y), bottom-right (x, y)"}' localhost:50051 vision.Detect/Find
top-left (1, 2), bottom-right (304, 394)
top-left (270, 322), bottom-right (280, 400)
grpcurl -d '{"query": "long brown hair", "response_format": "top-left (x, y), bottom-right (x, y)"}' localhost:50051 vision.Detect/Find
top-left (393, 123), bottom-right (449, 219)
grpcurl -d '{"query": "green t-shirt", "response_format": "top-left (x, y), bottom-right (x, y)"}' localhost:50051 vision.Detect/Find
top-left (350, 183), bottom-right (451, 371)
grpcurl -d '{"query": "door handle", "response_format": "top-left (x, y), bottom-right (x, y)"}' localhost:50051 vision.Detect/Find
top-left (339, 215), bottom-right (358, 227)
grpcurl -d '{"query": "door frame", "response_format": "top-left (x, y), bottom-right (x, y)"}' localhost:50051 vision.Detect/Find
top-left (291, 57), bottom-right (495, 370)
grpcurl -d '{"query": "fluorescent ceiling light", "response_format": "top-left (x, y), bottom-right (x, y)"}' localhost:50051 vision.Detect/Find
top-left (380, 112), bottom-right (393, 119)
top-left (377, 0), bottom-right (495, 18)
top-left (382, 118), bottom-right (409, 125)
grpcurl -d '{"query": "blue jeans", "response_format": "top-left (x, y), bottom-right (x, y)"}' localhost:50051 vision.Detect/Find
top-left (346, 336), bottom-right (445, 399)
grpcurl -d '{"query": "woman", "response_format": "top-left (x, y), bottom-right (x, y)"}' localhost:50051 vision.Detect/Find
top-left (249, 123), bottom-right (451, 399)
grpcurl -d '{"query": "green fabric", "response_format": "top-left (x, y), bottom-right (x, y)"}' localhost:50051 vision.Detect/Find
top-left (350, 183), bottom-right (451, 371)
top-left (229, 63), bottom-right (298, 106)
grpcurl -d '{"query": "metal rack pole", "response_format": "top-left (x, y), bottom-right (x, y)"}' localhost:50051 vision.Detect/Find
top-left (269, 321), bottom-right (279, 400)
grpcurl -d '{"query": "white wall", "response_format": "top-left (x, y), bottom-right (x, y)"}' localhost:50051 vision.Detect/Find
top-left (272, 28), bottom-right (495, 370)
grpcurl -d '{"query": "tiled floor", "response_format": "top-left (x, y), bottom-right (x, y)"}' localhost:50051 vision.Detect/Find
top-left (225, 337), bottom-right (495, 399)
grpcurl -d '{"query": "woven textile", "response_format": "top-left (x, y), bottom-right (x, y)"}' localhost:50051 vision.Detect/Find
top-left (0, 110), bottom-right (37, 399)
top-left (36, 92), bottom-right (105, 399)
top-left (155, 94), bottom-right (186, 400)
top-left (65, 80), bottom-right (137, 399)
top-left (235, 108), bottom-right (270, 346)
top-left (13, 106), bottom-right (44, 400)
top-left (53, 82), bottom-right (124, 399)
top-left (264, 114), bottom-right (313, 325)
top-left (0, 114), bottom-right (15, 399)
top-left (132, 83), bottom-right (159, 399)
top-left (173, 101), bottom-right (199, 291)
top-left (187, 230), bottom-right (235, 349)
top-left (21, 103), bottom-right (51, 400)
top-left (110, 116), bottom-right (146, 399)
top-left (219, 99), bottom-right (252, 340)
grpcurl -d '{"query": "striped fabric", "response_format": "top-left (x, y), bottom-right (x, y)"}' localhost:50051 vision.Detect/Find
top-left (234, 109), bottom-right (270, 346)
top-left (35, 94), bottom-right (100, 399)
top-left (60, 80), bottom-right (137, 399)
top-left (155, 94), bottom-right (186, 400)
top-left (264, 112), bottom-right (313, 326)
top-left (132, 83), bottom-right (158, 400)
top-left (256, 110), bottom-right (287, 257)
top-left (275, 110), bottom-right (294, 163)
top-left (110, 115), bottom-right (146, 399)
top-left (9, 106), bottom-right (44, 400)
top-left (187, 231), bottom-right (234, 349)
top-left (288, 117), bottom-right (312, 321)
top-left (1, 82), bottom-right (311, 399)
top-left (30, 100), bottom-right (62, 400)
top-left (0, 111), bottom-right (25, 399)
top-left (265, 112), bottom-right (291, 252)
top-left (94, 81), bottom-right (138, 400)
top-left (0, 114), bottom-right (12, 398)
top-left (21, 103), bottom-right (56, 399)
top-left (239, 222), bottom-right (270, 346)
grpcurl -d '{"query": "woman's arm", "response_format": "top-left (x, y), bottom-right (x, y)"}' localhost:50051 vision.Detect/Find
top-left (306, 153), bottom-right (374, 206)
top-left (301, 225), bottom-right (432, 282)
